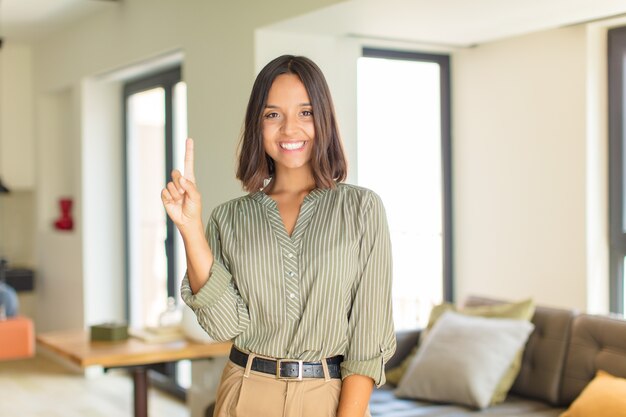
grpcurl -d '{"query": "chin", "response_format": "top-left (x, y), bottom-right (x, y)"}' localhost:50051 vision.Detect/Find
top-left (276, 160), bottom-right (312, 171)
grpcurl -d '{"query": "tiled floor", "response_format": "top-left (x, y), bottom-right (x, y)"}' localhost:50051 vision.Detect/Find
top-left (0, 354), bottom-right (188, 417)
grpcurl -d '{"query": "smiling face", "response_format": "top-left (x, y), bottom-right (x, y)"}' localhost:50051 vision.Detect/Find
top-left (262, 73), bottom-right (315, 175)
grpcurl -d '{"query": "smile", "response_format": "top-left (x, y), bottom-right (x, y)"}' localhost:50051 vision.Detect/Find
top-left (279, 141), bottom-right (306, 150)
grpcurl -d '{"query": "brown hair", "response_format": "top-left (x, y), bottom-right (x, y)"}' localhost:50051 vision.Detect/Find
top-left (236, 55), bottom-right (347, 192)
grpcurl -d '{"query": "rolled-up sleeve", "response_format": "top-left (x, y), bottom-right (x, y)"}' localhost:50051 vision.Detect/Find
top-left (341, 191), bottom-right (396, 387)
top-left (180, 213), bottom-right (250, 341)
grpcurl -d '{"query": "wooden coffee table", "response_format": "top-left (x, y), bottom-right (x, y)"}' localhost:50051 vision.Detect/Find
top-left (37, 329), bottom-right (231, 417)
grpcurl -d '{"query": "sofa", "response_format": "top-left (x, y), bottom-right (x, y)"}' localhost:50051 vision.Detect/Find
top-left (369, 296), bottom-right (626, 416)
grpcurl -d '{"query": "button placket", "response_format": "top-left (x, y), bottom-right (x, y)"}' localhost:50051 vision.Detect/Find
top-left (253, 191), bottom-right (322, 321)
top-left (281, 198), bottom-right (318, 321)
top-left (283, 247), bottom-right (300, 320)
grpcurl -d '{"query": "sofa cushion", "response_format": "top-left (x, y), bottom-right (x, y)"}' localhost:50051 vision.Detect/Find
top-left (465, 296), bottom-right (575, 406)
top-left (559, 314), bottom-right (626, 406)
top-left (371, 388), bottom-right (565, 417)
top-left (560, 370), bottom-right (626, 417)
top-left (395, 311), bottom-right (534, 409)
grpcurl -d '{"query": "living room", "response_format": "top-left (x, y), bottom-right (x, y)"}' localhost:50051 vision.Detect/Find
top-left (1, 0), bottom-right (625, 416)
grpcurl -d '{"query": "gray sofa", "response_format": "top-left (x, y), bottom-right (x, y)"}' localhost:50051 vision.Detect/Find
top-left (370, 296), bottom-right (626, 416)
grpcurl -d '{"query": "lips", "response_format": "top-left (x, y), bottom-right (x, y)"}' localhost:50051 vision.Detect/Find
top-left (279, 141), bottom-right (306, 150)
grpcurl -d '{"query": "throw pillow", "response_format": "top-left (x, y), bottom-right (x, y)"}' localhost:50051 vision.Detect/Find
top-left (560, 370), bottom-right (626, 417)
top-left (386, 298), bottom-right (535, 404)
top-left (385, 299), bottom-right (535, 394)
top-left (432, 299), bottom-right (535, 404)
top-left (394, 311), bottom-right (534, 409)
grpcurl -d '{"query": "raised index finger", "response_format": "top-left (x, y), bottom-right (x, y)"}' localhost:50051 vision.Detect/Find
top-left (184, 138), bottom-right (195, 182)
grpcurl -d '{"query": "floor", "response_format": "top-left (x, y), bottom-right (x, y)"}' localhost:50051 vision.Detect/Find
top-left (0, 354), bottom-right (188, 417)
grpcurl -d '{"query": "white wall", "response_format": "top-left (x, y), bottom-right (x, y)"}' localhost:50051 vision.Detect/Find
top-left (585, 22), bottom-right (611, 314)
top-left (0, 43), bottom-right (37, 317)
top-left (452, 26), bottom-right (590, 310)
top-left (0, 42), bottom-right (35, 189)
top-left (34, 87), bottom-right (84, 331)
top-left (81, 78), bottom-right (125, 325)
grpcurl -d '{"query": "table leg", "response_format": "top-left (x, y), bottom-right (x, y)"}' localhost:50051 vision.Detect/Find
top-left (132, 367), bottom-right (149, 417)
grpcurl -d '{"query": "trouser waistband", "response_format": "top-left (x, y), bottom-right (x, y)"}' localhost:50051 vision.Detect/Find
top-left (229, 346), bottom-right (343, 380)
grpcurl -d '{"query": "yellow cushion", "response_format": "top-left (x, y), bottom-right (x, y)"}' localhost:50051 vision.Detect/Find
top-left (560, 370), bottom-right (626, 417)
top-left (386, 298), bottom-right (535, 405)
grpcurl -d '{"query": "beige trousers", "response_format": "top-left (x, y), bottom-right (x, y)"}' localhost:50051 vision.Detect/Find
top-left (212, 357), bottom-right (371, 417)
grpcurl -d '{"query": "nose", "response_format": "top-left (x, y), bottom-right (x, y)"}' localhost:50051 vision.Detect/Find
top-left (280, 113), bottom-right (298, 135)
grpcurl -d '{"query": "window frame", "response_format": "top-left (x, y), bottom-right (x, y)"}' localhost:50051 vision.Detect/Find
top-left (608, 27), bottom-right (626, 315)
top-left (122, 66), bottom-right (186, 398)
top-left (361, 47), bottom-right (454, 303)
top-left (122, 66), bottom-right (182, 312)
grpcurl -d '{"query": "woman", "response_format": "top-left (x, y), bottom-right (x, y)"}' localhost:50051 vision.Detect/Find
top-left (162, 55), bottom-right (395, 417)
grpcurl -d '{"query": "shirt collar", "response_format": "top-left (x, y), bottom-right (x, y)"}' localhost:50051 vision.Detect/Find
top-left (249, 184), bottom-right (333, 208)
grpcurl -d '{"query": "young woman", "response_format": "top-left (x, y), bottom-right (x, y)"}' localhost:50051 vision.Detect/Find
top-left (162, 55), bottom-right (395, 417)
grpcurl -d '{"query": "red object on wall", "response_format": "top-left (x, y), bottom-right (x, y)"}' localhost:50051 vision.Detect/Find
top-left (54, 198), bottom-right (74, 231)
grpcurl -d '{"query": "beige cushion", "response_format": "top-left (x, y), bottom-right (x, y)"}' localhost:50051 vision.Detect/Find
top-left (386, 298), bottom-right (535, 404)
top-left (395, 311), bottom-right (534, 409)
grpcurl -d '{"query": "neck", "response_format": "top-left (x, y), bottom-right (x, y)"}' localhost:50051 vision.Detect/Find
top-left (266, 166), bottom-right (316, 195)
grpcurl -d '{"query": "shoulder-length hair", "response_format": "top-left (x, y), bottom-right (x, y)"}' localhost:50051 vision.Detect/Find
top-left (236, 55), bottom-right (347, 192)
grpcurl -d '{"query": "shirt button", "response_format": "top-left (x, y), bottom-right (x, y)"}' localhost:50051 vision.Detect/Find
top-left (288, 271), bottom-right (295, 277)
top-left (287, 253), bottom-right (294, 258)
top-left (289, 293), bottom-right (296, 299)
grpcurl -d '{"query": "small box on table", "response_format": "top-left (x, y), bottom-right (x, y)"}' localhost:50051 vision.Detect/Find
top-left (90, 322), bottom-right (128, 341)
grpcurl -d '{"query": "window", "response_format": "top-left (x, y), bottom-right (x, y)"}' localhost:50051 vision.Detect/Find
top-left (123, 67), bottom-right (189, 395)
top-left (357, 48), bottom-right (453, 329)
top-left (608, 27), bottom-right (626, 315)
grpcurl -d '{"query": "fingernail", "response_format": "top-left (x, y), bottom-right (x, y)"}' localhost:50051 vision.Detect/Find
top-left (180, 177), bottom-right (186, 184)
top-left (179, 189), bottom-right (184, 194)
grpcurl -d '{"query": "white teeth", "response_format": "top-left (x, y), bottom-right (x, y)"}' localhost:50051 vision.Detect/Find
top-left (280, 141), bottom-right (305, 150)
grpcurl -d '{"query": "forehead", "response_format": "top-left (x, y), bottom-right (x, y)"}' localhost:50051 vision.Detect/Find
top-left (266, 73), bottom-right (310, 104)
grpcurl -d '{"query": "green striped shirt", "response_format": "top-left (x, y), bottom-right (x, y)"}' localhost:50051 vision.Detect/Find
top-left (181, 182), bottom-right (396, 386)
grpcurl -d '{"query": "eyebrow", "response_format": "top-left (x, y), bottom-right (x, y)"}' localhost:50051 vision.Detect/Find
top-left (264, 103), bottom-right (312, 109)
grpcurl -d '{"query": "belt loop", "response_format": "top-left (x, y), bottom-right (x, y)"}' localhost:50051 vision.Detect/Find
top-left (321, 358), bottom-right (331, 382)
top-left (244, 352), bottom-right (256, 378)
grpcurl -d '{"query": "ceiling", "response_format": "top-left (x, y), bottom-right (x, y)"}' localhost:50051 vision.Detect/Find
top-left (265, 0), bottom-right (626, 47)
top-left (0, 0), bottom-right (116, 41)
top-left (2, 0), bottom-right (626, 45)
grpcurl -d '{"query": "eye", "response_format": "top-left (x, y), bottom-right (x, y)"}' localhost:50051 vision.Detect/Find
top-left (301, 109), bottom-right (313, 117)
top-left (264, 112), bottom-right (279, 119)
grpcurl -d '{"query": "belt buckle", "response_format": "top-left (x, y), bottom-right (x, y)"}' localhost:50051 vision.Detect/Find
top-left (276, 359), bottom-right (303, 381)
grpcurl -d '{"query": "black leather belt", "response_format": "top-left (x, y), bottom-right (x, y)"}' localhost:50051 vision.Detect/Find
top-left (229, 346), bottom-right (343, 380)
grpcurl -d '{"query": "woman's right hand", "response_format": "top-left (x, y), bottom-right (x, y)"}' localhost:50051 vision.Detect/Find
top-left (161, 138), bottom-right (203, 234)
